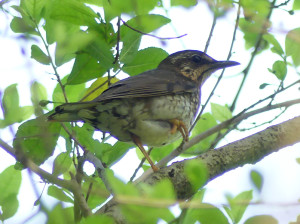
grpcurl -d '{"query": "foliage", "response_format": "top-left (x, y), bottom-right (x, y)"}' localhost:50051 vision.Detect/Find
top-left (0, 0), bottom-right (300, 223)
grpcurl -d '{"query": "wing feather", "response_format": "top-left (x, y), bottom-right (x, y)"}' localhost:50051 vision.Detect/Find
top-left (93, 69), bottom-right (197, 102)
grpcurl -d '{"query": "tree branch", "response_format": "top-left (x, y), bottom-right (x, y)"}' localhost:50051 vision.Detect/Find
top-left (97, 116), bottom-right (300, 223)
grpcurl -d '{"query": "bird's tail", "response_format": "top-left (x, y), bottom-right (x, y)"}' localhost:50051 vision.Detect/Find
top-left (48, 102), bottom-right (97, 122)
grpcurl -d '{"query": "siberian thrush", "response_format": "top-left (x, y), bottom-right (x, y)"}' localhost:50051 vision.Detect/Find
top-left (48, 50), bottom-right (239, 171)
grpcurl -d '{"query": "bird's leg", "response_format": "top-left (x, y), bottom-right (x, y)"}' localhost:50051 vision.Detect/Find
top-left (131, 134), bottom-right (159, 172)
top-left (169, 119), bottom-right (189, 142)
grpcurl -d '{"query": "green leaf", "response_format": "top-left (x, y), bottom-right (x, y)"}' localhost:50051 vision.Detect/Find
top-left (239, 18), bottom-right (269, 51)
top-left (270, 60), bottom-right (287, 80)
top-left (85, 37), bottom-right (115, 71)
top-left (151, 138), bottom-right (181, 162)
top-left (285, 28), bottom-right (300, 67)
top-left (244, 215), bottom-right (278, 224)
top-left (13, 118), bottom-right (61, 165)
top-left (0, 194), bottom-right (19, 221)
top-left (171, 0), bottom-right (197, 8)
top-left (69, 124), bottom-right (132, 166)
top-left (225, 190), bottom-right (253, 223)
top-left (0, 84), bottom-right (34, 128)
top-left (119, 14), bottom-right (170, 64)
top-left (52, 76), bottom-right (86, 106)
top-left (122, 14), bottom-right (171, 34)
top-left (49, 0), bottom-right (97, 26)
top-left (55, 31), bottom-right (97, 66)
top-left (182, 190), bottom-right (206, 224)
top-left (103, 0), bottom-right (159, 18)
top-left (119, 31), bottom-right (141, 64)
top-left (20, 0), bottom-right (46, 22)
top-left (81, 77), bottom-right (119, 101)
top-left (185, 203), bottom-right (229, 224)
top-left (52, 152), bottom-right (72, 176)
top-left (47, 204), bottom-right (74, 224)
top-left (0, 166), bottom-right (21, 220)
top-left (122, 47), bottom-right (168, 76)
top-left (107, 170), bottom-right (139, 196)
top-left (47, 186), bottom-right (73, 203)
top-left (250, 170), bottom-right (263, 192)
top-left (129, 180), bottom-right (175, 223)
top-left (44, 18), bottom-right (78, 45)
top-left (30, 81), bottom-right (48, 106)
top-left (82, 178), bottom-right (108, 209)
top-left (82, 215), bottom-right (115, 224)
top-left (211, 103), bottom-right (232, 122)
top-left (31, 45), bottom-right (51, 65)
top-left (185, 113), bottom-right (218, 154)
top-left (293, 0), bottom-right (300, 10)
top-left (0, 166), bottom-right (22, 201)
top-left (263, 34), bottom-right (284, 56)
top-left (142, 179), bottom-right (176, 200)
top-left (67, 54), bottom-right (108, 85)
top-left (184, 159), bottom-right (208, 191)
top-left (99, 141), bottom-right (133, 166)
top-left (10, 17), bottom-right (36, 34)
top-left (259, 83), bottom-right (270, 89)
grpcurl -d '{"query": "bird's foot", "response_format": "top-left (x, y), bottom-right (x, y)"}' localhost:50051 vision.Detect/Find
top-left (169, 119), bottom-right (189, 142)
top-left (131, 134), bottom-right (159, 172)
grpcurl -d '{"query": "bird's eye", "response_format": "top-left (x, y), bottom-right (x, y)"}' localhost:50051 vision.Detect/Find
top-left (192, 55), bottom-right (202, 63)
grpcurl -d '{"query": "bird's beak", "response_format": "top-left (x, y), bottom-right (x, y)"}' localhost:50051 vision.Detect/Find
top-left (212, 60), bottom-right (240, 69)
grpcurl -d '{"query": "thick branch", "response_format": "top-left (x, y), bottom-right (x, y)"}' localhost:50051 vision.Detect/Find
top-left (98, 116), bottom-right (300, 222)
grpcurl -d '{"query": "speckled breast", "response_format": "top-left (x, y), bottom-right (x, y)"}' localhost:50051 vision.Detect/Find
top-left (92, 90), bottom-right (200, 147)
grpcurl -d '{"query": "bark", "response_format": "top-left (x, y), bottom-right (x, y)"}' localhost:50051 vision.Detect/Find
top-left (97, 116), bottom-right (300, 223)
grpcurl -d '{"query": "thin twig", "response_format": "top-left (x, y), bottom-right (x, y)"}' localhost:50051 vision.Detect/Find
top-left (204, 13), bottom-right (217, 53)
top-left (230, 0), bottom-right (277, 111)
top-left (129, 147), bottom-right (154, 182)
top-left (34, 23), bottom-right (68, 103)
top-left (191, 2), bottom-right (241, 131)
top-left (0, 138), bottom-right (92, 216)
top-left (113, 16), bottom-right (121, 64)
top-left (60, 123), bottom-right (114, 195)
top-left (121, 19), bottom-right (187, 40)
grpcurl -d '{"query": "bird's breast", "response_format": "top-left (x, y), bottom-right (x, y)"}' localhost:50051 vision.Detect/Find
top-left (129, 91), bottom-right (200, 146)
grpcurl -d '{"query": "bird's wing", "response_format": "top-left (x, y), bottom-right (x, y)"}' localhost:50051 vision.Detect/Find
top-left (93, 69), bottom-right (198, 102)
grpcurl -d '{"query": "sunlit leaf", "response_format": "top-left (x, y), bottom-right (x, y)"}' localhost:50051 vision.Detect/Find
top-left (82, 77), bottom-right (119, 101)
top-left (31, 45), bottom-right (51, 65)
top-left (0, 166), bottom-right (21, 220)
top-left (47, 186), bottom-right (73, 203)
top-left (250, 170), bottom-right (263, 192)
top-left (225, 190), bottom-right (253, 223)
top-left (185, 113), bottom-right (218, 154)
top-left (49, 0), bottom-right (97, 26)
top-left (270, 60), bottom-right (287, 80)
top-left (13, 118), bottom-right (61, 165)
top-left (211, 103), bottom-right (232, 122)
top-left (244, 215), bottom-right (278, 224)
top-left (184, 159), bottom-right (208, 191)
top-left (123, 47), bottom-right (168, 76)
top-left (47, 204), bottom-right (74, 224)
top-left (263, 34), bottom-right (284, 56)
top-left (285, 28), bottom-right (300, 67)
top-left (52, 152), bottom-right (72, 176)
top-left (0, 84), bottom-right (34, 128)
top-left (10, 17), bottom-right (36, 34)
top-left (171, 0), bottom-right (197, 8)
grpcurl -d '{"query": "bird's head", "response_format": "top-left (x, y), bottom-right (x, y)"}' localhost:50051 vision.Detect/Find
top-left (158, 50), bottom-right (239, 86)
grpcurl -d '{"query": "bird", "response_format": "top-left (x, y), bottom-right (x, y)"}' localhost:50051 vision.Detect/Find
top-left (48, 50), bottom-right (239, 171)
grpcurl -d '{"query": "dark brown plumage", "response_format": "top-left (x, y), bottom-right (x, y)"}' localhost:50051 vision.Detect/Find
top-left (49, 50), bottom-right (239, 171)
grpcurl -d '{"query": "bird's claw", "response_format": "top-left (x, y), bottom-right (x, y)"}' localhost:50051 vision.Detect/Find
top-left (169, 119), bottom-right (189, 142)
